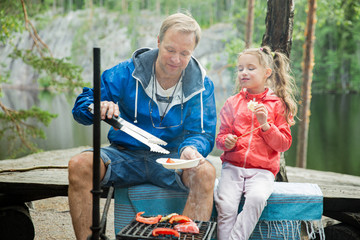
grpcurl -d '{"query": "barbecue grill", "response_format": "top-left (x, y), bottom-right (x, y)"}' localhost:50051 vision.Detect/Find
top-left (116, 219), bottom-right (217, 240)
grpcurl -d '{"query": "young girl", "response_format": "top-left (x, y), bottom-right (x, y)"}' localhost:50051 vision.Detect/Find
top-left (214, 46), bottom-right (298, 240)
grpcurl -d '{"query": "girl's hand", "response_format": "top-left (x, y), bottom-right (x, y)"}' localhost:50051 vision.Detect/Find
top-left (254, 104), bottom-right (270, 131)
top-left (225, 134), bottom-right (237, 149)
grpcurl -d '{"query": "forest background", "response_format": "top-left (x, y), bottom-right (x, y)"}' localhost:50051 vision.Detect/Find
top-left (1, 0), bottom-right (360, 174)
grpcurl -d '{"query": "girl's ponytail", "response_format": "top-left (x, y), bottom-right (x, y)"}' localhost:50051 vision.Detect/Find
top-left (271, 49), bottom-right (298, 125)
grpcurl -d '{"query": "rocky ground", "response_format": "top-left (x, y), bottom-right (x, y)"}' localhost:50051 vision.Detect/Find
top-left (30, 197), bottom-right (115, 240)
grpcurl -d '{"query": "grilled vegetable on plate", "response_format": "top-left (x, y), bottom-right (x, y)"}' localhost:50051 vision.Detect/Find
top-left (156, 157), bottom-right (202, 169)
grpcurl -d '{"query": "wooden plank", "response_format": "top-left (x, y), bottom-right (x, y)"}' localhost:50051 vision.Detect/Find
top-left (0, 168), bottom-right (68, 205)
top-left (286, 166), bottom-right (360, 191)
top-left (0, 146), bottom-right (85, 187)
top-left (0, 146), bottom-right (112, 205)
top-left (0, 147), bottom-right (83, 205)
top-left (0, 169), bottom-right (68, 185)
top-left (0, 146), bottom-right (86, 172)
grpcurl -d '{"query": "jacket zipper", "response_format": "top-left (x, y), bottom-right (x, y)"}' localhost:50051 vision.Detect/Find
top-left (243, 98), bottom-right (256, 167)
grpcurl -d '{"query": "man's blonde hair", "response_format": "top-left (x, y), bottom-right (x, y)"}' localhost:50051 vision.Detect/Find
top-left (159, 12), bottom-right (201, 48)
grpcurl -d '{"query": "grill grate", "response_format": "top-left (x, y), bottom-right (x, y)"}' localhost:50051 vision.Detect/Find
top-left (116, 220), bottom-right (217, 240)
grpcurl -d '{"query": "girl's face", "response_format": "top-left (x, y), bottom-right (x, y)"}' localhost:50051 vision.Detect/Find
top-left (237, 53), bottom-right (272, 94)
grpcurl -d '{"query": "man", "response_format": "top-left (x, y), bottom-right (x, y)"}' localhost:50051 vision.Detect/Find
top-left (68, 12), bottom-right (217, 240)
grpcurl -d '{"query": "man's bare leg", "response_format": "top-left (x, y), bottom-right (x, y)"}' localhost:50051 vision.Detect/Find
top-left (68, 151), bottom-right (106, 240)
top-left (182, 160), bottom-right (216, 221)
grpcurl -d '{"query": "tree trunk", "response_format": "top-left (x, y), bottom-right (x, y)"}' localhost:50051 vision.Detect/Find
top-left (53, 0), bottom-right (56, 13)
top-left (69, 0), bottom-right (73, 12)
top-left (338, 0), bottom-right (356, 93)
top-left (296, 0), bottom-right (317, 168)
top-left (156, 0), bottom-right (160, 15)
top-left (262, 0), bottom-right (295, 182)
top-left (245, 0), bottom-right (255, 48)
top-left (262, 0), bottom-right (294, 57)
top-left (122, 0), bottom-right (128, 13)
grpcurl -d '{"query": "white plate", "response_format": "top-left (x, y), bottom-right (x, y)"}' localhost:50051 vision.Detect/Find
top-left (156, 158), bottom-right (202, 169)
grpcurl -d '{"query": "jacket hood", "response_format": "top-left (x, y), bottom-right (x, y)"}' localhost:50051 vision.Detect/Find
top-left (131, 48), bottom-right (206, 102)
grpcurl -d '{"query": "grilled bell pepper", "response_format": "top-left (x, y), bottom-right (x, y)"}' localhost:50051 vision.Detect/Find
top-left (160, 213), bottom-right (179, 222)
top-left (136, 211), bottom-right (162, 224)
top-left (152, 228), bottom-right (180, 238)
top-left (166, 158), bottom-right (175, 163)
top-left (169, 215), bottom-right (192, 224)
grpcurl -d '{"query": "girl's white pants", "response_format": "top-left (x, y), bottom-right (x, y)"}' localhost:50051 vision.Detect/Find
top-left (214, 162), bottom-right (274, 240)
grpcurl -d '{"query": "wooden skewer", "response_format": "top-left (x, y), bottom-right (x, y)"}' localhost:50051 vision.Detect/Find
top-left (235, 121), bottom-right (272, 139)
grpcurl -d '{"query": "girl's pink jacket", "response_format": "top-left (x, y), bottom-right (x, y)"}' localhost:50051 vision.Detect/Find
top-left (216, 88), bottom-right (292, 177)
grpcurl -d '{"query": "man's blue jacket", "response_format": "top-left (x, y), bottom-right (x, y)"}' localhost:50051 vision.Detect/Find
top-left (72, 48), bottom-right (217, 157)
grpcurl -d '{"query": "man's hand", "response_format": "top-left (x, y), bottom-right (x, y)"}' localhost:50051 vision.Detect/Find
top-left (180, 146), bottom-right (205, 165)
top-left (101, 101), bottom-right (120, 130)
top-left (100, 101), bottom-right (119, 119)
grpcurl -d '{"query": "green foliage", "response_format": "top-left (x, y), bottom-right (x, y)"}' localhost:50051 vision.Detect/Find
top-left (101, 0), bottom-right (237, 27)
top-left (71, 17), bottom-right (92, 65)
top-left (10, 48), bottom-right (86, 92)
top-left (0, 65), bottom-right (10, 86)
top-left (0, 106), bottom-right (57, 158)
top-left (0, 0), bottom-right (86, 158)
top-left (0, 10), bottom-right (24, 44)
top-left (224, 38), bottom-right (246, 69)
top-left (223, 0), bottom-right (266, 77)
top-left (292, 0), bottom-right (360, 93)
top-left (38, 76), bottom-right (53, 89)
top-left (127, 1), bottom-right (141, 50)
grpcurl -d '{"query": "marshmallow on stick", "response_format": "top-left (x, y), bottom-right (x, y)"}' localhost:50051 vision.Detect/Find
top-left (247, 100), bottom-right (258, 112)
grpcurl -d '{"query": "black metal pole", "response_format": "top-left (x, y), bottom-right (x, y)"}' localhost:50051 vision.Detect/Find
top-left (90, 47), bottom-right (102, 240)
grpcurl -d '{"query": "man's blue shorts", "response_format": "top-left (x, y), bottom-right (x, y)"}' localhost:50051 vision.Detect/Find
top-left (84, 144), bottom-right (188, 192)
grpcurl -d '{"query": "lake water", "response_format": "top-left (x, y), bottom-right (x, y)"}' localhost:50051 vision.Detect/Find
top-left (286, 94), bottom-right (360, 176)
top-left (1, 89), bottom-right (359, 177)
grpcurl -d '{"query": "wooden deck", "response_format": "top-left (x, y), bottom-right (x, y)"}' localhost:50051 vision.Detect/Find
top-left (0, 146), bottom-right (88, 205)
top-left (1, 147), bottom-right (360, 225)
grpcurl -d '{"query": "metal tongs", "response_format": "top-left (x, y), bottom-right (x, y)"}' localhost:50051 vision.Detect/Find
top-left (88, 103), bottom-right (169, 154)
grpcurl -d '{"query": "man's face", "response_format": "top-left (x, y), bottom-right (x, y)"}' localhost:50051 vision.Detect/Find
top-left (156, 27), bottom-right (196, 80)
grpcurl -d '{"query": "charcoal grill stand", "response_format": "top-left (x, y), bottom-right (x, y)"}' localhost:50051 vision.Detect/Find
top-left (88, 47), bottom-right (114, 240)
